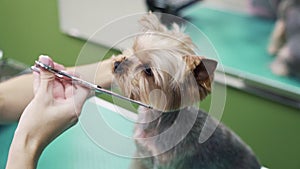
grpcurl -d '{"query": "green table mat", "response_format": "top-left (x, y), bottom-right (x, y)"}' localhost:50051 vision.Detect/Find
top-left (0, 97), bottom-right (134, 169)
top-left (183, 5), bottom-right (300, 96)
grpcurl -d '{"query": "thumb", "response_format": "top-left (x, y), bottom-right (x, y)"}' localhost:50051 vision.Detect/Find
top-left (37, 55), bottom-right (55, 95)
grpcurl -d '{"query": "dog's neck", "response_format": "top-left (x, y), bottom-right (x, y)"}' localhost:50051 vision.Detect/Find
top-left (136, 107), bottom-right (179, 132)
top-left (136, 106), bottom-right (198, 135)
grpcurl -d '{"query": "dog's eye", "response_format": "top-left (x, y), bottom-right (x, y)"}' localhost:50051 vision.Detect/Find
top-left (143, 66), bottom-right (153, 76)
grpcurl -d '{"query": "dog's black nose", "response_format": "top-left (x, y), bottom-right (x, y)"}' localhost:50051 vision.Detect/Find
top-left (113, 61), bottom-right (122, 72)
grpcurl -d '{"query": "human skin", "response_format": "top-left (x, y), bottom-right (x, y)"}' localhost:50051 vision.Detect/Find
top-left (5, 56), bottom-right (89, 169)
top-left (0, 57), bottom-right (114, 124)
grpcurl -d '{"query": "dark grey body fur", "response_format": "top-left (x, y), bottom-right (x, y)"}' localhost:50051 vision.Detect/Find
top-left (285, 5), bottom-right (300, 77)
top-left (267, 0), bottom-right (300, 77)
top-left (131, 107), bottom-right (261, 169)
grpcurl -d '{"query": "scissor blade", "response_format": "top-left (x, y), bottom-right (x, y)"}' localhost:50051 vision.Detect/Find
top-left (33, 61), bottom-right (153, 109)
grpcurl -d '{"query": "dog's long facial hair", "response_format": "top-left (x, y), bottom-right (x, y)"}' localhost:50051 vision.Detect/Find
top-left (112, 13), bottom-right (261, 169)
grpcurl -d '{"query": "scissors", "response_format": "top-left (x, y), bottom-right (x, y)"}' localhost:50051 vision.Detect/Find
top-left (31, 60), bottom-right (152, 109)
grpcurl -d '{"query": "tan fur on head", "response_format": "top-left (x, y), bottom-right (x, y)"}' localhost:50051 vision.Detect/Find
top-left (113, 13), bottom-right (217, 111)
top-left (182, 55), bottom-right (217, 93)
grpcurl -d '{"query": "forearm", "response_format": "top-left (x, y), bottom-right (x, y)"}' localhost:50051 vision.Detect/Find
top-left (6, 130), bottom-right (43, 169)
top-left (67, 57), bottom-right (114, 89)
top-left (0, 74), bottom-right (34, 124)
top-left (0, 58), bottom-right (114, 124)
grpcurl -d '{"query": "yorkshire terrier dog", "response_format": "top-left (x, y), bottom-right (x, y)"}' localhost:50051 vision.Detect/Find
top-left (268, 0), bottom-right (300, 77)
top-left (112, 13), bottom-right (261, 169)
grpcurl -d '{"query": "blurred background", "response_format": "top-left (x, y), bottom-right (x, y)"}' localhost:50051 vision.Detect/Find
top-left (0, 0), bottom-right (300, 169)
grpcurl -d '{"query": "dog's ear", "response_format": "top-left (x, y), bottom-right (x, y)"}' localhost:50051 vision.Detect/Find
top-left (183, 55), bottom-right (218, 92)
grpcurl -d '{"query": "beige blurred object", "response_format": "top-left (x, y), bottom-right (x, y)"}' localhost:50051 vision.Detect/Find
top-left (58, 0), bottom-right (249, 49)
top-left (58, 0), bottom-right (147, 49)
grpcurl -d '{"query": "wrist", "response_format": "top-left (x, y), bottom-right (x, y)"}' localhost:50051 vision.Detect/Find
top-left (12, 130), bottom-right (43, 160)
top-left (6, 130), bottom-right (44, 169)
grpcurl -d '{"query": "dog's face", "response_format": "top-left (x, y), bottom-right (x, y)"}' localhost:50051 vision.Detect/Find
top-left (112, 13), bottom-right (217, 111)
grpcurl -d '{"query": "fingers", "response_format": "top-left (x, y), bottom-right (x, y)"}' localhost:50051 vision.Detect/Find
top-left (52, 80), bottom-right (65, 99)
top-left (63, 72), bottom-right (90, 116)
top-left (54, 62), bottom-right (65, 70)
top-left (33, 71), bottom-right (40, 94)
top-left (72, 84), bottom-right (90, 117)
top-left (34, 55), bottom-right (67, 98)
top-left (33, 55), bottom-right (89, 115)
top-left (63, 72), bottom-right (87, 99)
top-left (74, 85), bottom-right (90, 105)
top-left (36, 55), bottom-right (55, 96)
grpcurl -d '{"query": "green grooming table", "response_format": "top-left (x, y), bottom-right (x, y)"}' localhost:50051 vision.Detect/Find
top-left (182, 5), bottom-right (300, 108)
top-left (0, 97), bottom-right (134, 169)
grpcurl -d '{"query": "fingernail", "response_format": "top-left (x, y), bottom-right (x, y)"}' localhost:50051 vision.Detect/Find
top-left (39, 55), bottom-right (50, 65)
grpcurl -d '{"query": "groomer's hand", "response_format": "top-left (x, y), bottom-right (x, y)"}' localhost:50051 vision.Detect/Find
top-left (6, 55), bottom-right (89, 169)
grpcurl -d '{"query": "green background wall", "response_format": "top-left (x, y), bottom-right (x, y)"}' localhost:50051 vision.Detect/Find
top-left (0, 1), bottom-right (299, 169)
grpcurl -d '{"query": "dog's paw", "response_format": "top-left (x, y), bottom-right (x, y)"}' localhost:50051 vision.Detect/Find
top-left (268, 44), bottom-right (279, 55)
top-left (270, 60), bottom-right (289, 76)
